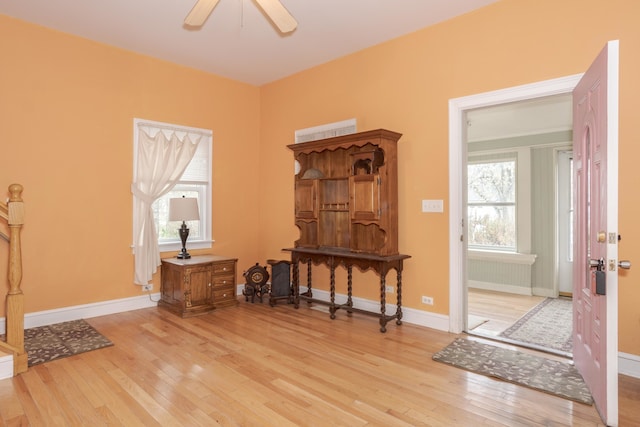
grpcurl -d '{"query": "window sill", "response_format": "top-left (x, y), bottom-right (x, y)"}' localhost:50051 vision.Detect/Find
top-left (468, 249), bottom-right (537, 265)
top-left (158, 240), bottom-right (214, 254)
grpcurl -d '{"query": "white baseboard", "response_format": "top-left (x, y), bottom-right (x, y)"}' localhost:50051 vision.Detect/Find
top-left (619, 352), bottom-right (640, 379)
top-left (0, 354), bottom-right (13, 380)
top-left (1, 288), bottom-right (638, 380)
top-left (531, 287), bottom-right (557, 298)
top-left (468, 280), bottom-right (533, 296)
top-left (0, 293), bottom-right (161, 334)
top-left (295, 287), bottom-right (450, 332)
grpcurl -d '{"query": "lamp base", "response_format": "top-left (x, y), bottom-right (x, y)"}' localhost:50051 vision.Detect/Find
top-left (177, 222), bottom-right (191, 259)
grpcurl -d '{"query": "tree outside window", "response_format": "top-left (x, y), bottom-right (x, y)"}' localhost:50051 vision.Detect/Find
top-left (468, 159), bottom-right (516, 250)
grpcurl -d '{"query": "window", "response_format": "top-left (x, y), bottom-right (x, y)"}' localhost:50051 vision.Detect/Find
top-left (133, 119), bottom-right (213, 253)
top-left (154, 139), bottom-right (210, 247)
top-left (467, 158), bottom-right (516, 251)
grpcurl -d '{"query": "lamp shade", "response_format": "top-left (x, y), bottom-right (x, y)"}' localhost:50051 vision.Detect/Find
top-left (169, 197), bottom-right (200, 221)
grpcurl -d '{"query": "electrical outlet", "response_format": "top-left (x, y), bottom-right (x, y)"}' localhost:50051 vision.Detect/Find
top-left (421, 295), bottom-right (434, 305)
top-left (385, 285), bottom-right (394, 293)
top-left (142, 284), bottom-right (153, 292)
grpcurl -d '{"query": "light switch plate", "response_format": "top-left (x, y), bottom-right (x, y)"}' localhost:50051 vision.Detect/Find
top-left (422, 199), bottom-right (444, 213)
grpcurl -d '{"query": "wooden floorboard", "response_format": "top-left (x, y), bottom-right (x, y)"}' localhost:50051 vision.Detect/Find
top-left (0, 299), bottom-right (637, 426)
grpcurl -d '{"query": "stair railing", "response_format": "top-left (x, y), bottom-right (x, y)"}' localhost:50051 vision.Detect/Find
top-left (0, 184), bottom-right (27, 375)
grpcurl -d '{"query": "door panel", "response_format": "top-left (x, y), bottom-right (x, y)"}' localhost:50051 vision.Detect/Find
top-left (573, 40), bottom-right (619, 426)
top-left (295, 179), bottom-right (318, 219)
top-left (350, 174), bottom-right (380, 221)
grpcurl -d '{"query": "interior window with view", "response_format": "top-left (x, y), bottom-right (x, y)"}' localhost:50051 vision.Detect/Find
top-left (468, 159), bottom-right (516, 251)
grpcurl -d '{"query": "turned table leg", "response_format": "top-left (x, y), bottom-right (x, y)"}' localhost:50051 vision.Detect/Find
top-left (379, 270), bottom-right (387, 333)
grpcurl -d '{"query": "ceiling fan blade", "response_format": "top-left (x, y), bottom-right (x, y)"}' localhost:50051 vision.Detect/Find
top-left (184, 0), bottom-right (221, 27)
top-left (254, 0), bottom-right (297, 34)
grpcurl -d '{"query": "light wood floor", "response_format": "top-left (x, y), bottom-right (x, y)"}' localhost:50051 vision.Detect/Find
top-left (468, 288), bottom-right (547, 337)
top-left (1, 300), bottom-right (639, 426)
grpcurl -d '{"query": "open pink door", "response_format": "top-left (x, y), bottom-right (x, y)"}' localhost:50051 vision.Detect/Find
top-left (573, 40), bottom-right (619, 426)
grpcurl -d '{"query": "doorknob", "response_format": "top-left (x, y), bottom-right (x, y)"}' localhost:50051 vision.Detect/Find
top-left (590, 258), bottom-right (604, 269)
top-left (618, 260), bottom-right (632, 270)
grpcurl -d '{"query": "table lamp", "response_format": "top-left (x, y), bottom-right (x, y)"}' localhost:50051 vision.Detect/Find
top-left (169, 196), bottom-right (200, 259)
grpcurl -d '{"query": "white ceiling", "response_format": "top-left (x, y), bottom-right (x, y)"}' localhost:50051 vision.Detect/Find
top-left (1, 0), bottom-right (499, 86)
top-left (466, 94), bottom-right (573, 142)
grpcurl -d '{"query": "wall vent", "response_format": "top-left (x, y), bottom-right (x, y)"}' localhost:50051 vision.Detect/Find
top-left (294, 119), bottom-right (357, 144)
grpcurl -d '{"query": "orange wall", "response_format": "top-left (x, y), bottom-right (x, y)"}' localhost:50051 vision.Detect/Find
top-left (1, 0), bottom-right (639, 357)
top-left (0, 15), bottom-right (262, 312)
top-left (258, 0), bottom-right (640, 355)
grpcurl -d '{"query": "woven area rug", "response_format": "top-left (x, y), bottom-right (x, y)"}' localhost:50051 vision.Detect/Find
top-left (3, 319), bottom-right (113, 367)
top-left (433, 338), bottom-right (592, 405)
top-left (499, 297), bottom-right (572, 354)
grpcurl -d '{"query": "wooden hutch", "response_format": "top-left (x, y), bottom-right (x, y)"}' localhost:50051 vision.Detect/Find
top-left (285, 129), bottom-right (410, 332)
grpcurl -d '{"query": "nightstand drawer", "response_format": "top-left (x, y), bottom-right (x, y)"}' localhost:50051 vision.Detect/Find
top-left (214, 284), bottom-right (236, 307)
top-left (213, 262), bottom-right (235, 275)
top-left (213, 285), bottom-right (235, 299)
top-left (212, 275), bottom-right (234, 288)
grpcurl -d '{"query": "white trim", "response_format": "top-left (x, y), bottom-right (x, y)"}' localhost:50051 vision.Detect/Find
top-left (292, 287), bottom-right (450, 332)
top-left (604, 40), bottom-right (621, 425)
top-left (531, 286), bottom-right (558, 298)
top-left (294, 118), bottom-right (357, 143)
top-left (0, 293), bottom-right (161, 334)
top-left (468, 250), bottom-right (536, 265)
top-left (468, 280), bottom-right (533, 296)
top-left (158, 239), bottom-right (215, 253)
top-left (449, 74), bottom-right (583, 334)
top-left (517, 147), bottom-right (532, 253)
top-left (619, 352), bottom-right (640, 379)
top-left (134, 118), bottom-right (212, 139)
top-left (0, 354), bottom-right (12, 380)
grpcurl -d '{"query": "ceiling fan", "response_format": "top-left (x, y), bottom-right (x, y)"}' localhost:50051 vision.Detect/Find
top-left (185, 0), bottom-right (297, 34)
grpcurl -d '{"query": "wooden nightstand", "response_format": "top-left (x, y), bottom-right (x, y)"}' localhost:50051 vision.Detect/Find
top-left (159, 255), bottom-right (238, 317)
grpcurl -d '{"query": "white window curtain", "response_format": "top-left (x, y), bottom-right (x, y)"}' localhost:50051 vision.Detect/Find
top-left (131, 127), bottom-right (202, 285)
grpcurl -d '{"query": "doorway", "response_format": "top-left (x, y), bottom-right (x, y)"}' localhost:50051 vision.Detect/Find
top-left (448, 74), bottom-right (583, 338)
top-left (462, 95), bottom-right (574, 355)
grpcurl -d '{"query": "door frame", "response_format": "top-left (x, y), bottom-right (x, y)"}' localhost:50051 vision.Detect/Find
top-left (448, 74), bottom-right (583, 333)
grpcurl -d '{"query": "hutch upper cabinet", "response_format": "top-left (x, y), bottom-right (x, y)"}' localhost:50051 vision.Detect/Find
top-left (288, 129), bottom-right (401, 256)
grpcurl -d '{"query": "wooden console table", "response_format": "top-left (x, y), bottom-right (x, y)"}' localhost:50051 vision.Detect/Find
top-left (284, 247), bottom-right (411, 332)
